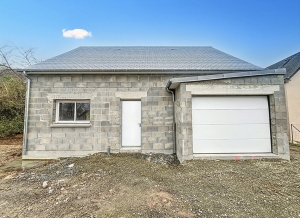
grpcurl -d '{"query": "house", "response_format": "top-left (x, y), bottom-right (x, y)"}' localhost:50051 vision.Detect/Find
top-left (267, 52), bottom-right (300, 142)
top-left (21, 46), bottom-right (290, 162)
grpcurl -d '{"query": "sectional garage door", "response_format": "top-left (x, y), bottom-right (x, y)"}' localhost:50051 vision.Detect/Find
top-left (192, 96), bottom-right (271, 154)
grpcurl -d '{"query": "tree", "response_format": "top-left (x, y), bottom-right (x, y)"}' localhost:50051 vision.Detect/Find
top-left (0, 45), bottom-right (38, 78)
top-left (0, 45), bottom-right (39, 137)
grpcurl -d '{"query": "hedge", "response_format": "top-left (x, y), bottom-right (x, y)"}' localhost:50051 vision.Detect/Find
top-left (0, 75), bottom-right (26, 137)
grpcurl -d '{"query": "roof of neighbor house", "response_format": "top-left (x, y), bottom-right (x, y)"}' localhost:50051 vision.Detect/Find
top-left (23, 46), bottom-right (262, 73)
top-left (266, 52), bottom-right (300, 81)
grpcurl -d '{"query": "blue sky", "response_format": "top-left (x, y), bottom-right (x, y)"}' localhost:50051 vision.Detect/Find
top-left (1, 0), bottom-right (299, 67)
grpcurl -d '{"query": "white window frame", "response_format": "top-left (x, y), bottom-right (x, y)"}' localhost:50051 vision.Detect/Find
top-left (55, 100), bottom-right (90, 124)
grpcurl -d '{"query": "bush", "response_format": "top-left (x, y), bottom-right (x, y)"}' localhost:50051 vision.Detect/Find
top-left (0, 75), bottom-right (26, 137)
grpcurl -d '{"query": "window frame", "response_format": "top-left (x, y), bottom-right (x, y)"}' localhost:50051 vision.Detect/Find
top-left (55, 100), bottom-right (90, 124)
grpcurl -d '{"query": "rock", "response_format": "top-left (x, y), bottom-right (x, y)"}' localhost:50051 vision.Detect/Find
top-left (77, 196), bottom-right (82, 200)
top-left (42, 181), bottom-right (48, 188)
top-left (68, 163), bottom-right (74, 168)
top-left (48, 189), bottom-right (53, 194)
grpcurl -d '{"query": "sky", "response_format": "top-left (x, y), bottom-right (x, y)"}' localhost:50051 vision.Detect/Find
top-left (1, 0), bottom-right (299, 68)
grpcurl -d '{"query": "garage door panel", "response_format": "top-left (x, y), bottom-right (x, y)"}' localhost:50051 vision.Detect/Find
top-left (193, 139), bottom-right (272, 153)
top-left (192, 96), bottom-right (268, 110)
top-left (192, 96), bottom-right (271, 154)
top-left (193, 124), bottom-right (271, 140)
top-left (192, 109), bottom-right (270, 124)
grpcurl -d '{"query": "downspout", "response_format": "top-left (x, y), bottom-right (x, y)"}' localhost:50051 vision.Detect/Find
top-left (166, 86), bottom-right (176, 154)
top-left (23, 71), bottom-right (30, 155)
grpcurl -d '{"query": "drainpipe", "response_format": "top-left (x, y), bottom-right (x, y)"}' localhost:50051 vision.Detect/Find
top-left (23, 71), bottom-right (30, 155)
top-left (166, 87), bottom-right (176, 154)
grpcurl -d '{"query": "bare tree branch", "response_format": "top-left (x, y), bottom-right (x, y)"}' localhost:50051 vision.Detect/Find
top-left (0, 45), bottom-right (39, 79)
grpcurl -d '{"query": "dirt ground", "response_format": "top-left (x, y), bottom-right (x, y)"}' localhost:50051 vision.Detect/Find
top-left (1, 136), bottom-right (300, 218)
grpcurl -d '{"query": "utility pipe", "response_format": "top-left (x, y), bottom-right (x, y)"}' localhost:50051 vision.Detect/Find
top-left (22, 71), bottom-right (30, 155)
top-left (166, 87), bottom-right (176, 154)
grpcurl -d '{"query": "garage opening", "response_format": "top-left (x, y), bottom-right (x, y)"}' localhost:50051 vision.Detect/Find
top-left (192, 96), bottom-right (271, 154)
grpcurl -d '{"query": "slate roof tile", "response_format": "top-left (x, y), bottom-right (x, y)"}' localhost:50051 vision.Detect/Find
top-left (266, 52), bottom-right (300, 80)
top-left (25, 46), bottom-right (261, 72)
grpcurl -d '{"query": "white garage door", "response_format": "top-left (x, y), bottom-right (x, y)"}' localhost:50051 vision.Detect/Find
top-left (192, 96), bottom-right (271, 153)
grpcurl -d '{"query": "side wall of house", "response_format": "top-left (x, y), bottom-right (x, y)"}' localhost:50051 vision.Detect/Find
top-left (285, 69), bottom-right (300, 142)
top-left (25, 74), bottom-right (174, 158)
top-left (174, 75), bottom-right (289, 162)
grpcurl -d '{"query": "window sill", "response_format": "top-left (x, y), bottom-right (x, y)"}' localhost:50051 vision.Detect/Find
top-left (50, 123), bottom-right (92, 128)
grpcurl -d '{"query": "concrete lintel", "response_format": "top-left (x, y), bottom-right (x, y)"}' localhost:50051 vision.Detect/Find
top-left (186, 84), bottom-right (280, 95)
top-left (115, 91), bottom-right (147, 99)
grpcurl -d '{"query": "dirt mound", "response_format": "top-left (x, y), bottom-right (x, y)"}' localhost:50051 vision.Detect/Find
top-left (1, 140), bottom-right (300, 217)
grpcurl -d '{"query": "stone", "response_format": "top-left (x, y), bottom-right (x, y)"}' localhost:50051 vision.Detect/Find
top-left (67, 163), bottom-right (74, 168)
top-left (42, 181), bottom-right (48, 188)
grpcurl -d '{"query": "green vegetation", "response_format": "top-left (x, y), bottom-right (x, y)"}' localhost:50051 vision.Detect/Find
top-left (0, 75), bottom-right (26, 137)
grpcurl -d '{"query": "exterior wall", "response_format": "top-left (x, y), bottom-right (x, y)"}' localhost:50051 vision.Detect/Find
top-left (285, 70), bottom-right (300, 142)
top-left (174, 75), bottom-right (290, 162)
top-left (25, 74), bottom-right (174, 158)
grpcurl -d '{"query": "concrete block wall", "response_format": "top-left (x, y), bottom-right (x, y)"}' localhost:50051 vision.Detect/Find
top-left (25, 74), bottom-right (174, 158)
top-left (175, 75), bottom-right (289, 162)
top-left (174, 84), bottom-right (193, 162)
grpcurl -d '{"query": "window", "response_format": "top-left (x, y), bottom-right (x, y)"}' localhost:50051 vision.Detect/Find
top-left (56, 100), bottom-right (90, 123)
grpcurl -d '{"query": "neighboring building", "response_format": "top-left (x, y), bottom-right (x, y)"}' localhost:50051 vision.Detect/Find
top-left (267, 52), bottom-right (300, 142)
top-left (21, 46), bottom-right (290, 162)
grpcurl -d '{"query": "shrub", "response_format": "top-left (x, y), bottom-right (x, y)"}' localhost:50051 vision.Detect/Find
top-left (0, 75), bottom-right (26, 137)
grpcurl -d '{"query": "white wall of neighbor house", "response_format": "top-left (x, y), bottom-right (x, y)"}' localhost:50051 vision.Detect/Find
top-left (285, 69), bottom-right (300, 142)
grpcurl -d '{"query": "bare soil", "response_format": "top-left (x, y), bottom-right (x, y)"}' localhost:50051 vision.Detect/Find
top-left (1, 136), bottom-right (300, 217)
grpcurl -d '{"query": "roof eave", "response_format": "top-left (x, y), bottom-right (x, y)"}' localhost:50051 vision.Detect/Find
top-left (166, 68), bottom-right (286, 90)
top-left (20, 68), bottom-right (262, 75)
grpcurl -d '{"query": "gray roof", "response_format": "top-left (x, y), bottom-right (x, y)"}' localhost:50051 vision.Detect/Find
top-left (266, 52), bottom-right (300, 80)
top-left (24, 46), bottom-right (262, 72)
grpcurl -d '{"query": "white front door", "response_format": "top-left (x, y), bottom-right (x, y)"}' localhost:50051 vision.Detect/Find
top-left (122, 101), bottom-right (141, 147)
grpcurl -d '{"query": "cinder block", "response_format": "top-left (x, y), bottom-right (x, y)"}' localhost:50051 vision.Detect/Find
top-left (63, 138), bottom-right (74, 144)
top-left (40, 138), bottom-right (51, 144)
top-left (71, 75), bottom-right (82, 82)
top-left (38, 133), bottom-right (51, 138)
top-left (53, 82), bottom-right (64, 88)
top-left (76, 82), bottom-right (87, 87)
top-left (57, 144), bottom-right (70, 150)
top-left (143, 143), bottom-right (152, 149)
top-left (45, 144), bottom-right (58, 151)
top-left (51, 138), bottom-right (63, 144)
top-left (153, 143), bottom-right (164, 149)
top-left (61, 76), bottom-right (71, 82)
top-left (34, 144), bottom-right (46, 150)
top-left (81, 144), bottom-right (93, 150)
top-left (28, 132), bottom-right (37, 139)
top-left (82, 75), bottom-right (94, 82)
top-left (70, 144), bottom-right (80, 151)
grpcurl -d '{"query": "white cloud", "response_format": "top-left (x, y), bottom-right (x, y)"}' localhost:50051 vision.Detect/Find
top-left (62, 29), bottom-right (92, 39)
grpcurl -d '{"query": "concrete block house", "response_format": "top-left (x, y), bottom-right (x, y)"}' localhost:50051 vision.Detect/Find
top-left (21, 46), bottom-right (290, 162)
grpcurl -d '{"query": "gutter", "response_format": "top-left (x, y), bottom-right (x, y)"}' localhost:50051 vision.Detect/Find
top-left (22, 71), bottom-right (30, 155)
top-left (19, 69), bottom-right (261, 75)
top-left (166, 87), bottom-right (176, 154)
